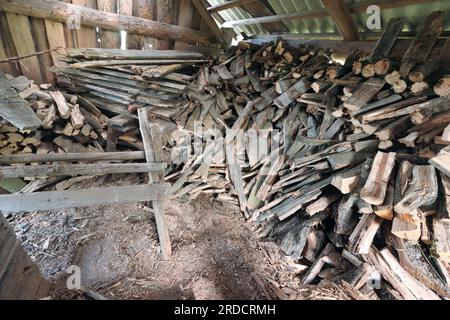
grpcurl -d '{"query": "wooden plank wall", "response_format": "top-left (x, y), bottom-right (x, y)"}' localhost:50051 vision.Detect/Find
top-left (0, 213), bottom-right (50, 299)
top-left (0, 0), bottom-right (218, 84)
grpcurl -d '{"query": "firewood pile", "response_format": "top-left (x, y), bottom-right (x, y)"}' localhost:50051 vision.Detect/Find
top-left (0, 73), bottom-right (108, 156)
top-left (1, 12), bottom-right (450, 300)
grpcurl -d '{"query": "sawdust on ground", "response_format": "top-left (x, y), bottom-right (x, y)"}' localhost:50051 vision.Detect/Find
top-left (7, 174), bottom-right (351, 300)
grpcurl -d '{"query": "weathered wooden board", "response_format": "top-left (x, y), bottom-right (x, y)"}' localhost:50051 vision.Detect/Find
top-left (0, 162), bottom-right (165, 178)
top-left (44, 19), bottom-right (67, 68)
top-left (138, 107), bottom-right (172, 259)
top-left (5, 13), bottom-right (43, 83)
top-left (96, 0), bottom-right (121, 48)
top-left (0, 183), bottom-right (170, 213)
top-left (0, 151), bottom-right (145, 164)
top-left (71, 0), bottom-right (98, 48)
top-left (0, 72), bottom-right (42, 130)
top-left (29, 17), bottom-right (55, 83)
top-left (369, 17), bottom-right (405, 63)
top-left (0, 214), bottom-right (50, 299)
top-left (0, 11), bottom-right (20, 76)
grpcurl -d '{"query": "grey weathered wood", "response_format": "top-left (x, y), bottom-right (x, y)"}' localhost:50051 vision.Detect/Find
top-left (0, 163), bottom-right (165, 178)
top-left (274, 79), bottom-right (311, 108)
top-left (394, 165), bottom-right (438, 214)
top-left (343, 78), bottom-right (385, 111)
top-left (369, 17), bottom-right (406, 63)
top-left (368, 247), bottom-right (441, 300)
top-left (70, 59), bottom-right (208, 69)
top-left (0, 151), bottom-right (145, 165)
top-left (0, 73), bottom-right (41, 130)
top-left (430, 151), bottom-right (450, 177)
top-left (225, 139), bottom-right (247, 213)
top-left (400, 11), bottom-right (444, 76)
top-left (67, 48), bottom-right (203, 60)
top-left (138, 107), bottom-right (172, 260)
top-left (0, 184), bottom-right (170, 213)
top-left (348, 213), bottom-right (382, 255)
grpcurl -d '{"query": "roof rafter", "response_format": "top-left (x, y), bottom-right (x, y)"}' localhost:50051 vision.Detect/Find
top-left (321, 0), bottom-right (361, 41)
top-left (207, 0), bottom-right (259, 13)
top-left (221, 0), bottom-right (439, 28)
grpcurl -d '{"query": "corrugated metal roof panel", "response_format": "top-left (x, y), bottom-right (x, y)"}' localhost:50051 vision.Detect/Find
top-left (207, 0), bottom-right (450, 39)
top-left (207, 0), bottom-right (268, 35)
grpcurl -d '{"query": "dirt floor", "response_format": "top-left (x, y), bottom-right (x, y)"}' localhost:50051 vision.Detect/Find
top-left (6, 174), bottom-right (351, 300)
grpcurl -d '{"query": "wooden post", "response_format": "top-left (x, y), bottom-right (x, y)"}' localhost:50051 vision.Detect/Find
top-left (131, 0), bottom-right (157, 50)
top-left (96, 0), bottom-right (121, 48)
top-left (71, 0), bottom-right (98, 48)
top-left (155, 0), bottom-right (173, 50)
top-left (173, 0), bottom-right (194, 50)
top-left (138, 108), bottom-right (172, 260)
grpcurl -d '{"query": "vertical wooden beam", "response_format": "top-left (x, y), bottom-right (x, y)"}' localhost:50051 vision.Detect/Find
top-left (118, 0), bottom-right (134, 49)
top-left (191, 0), bottom-right (227, 48)
top-left (29, 17), bottom-right (55, 83)
top-left (321, 0), bottom-right (361, 41)
top-left (173, 0), bottom-right (194, 50)
top-left (132, 0), bottom-right (157, 50)
top-left (96, 0), bottom-right (121, 48)
top-left (155, 0), bottom-right (173, 50)
top-left (71, 0), bottom-right (98, 48)
top-left (138, 108), bottom-right (172, 260)
top-left (59, 0), bottom-right (77, 48)
top-left (44, 20), bottom-right (67, 67)
top-left (0, 10), bottom-right (21, 76)
top-left (5, 13), bottom-right (44, 83)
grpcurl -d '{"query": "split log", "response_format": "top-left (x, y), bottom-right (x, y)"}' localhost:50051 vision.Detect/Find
top-left (344, 78), bottom-right (385, 111)
top-left (49, 91), bottom-right (70, 119)
top-left (434, 77), bottom-right (450, 98)
top-left (367, 247), bottom-right (440, 300)
top-left (394, 165), bottom-right (438, 214)
top-left (360, 152), bottom-right (396, 206)
top-left (348, 213), bottom-right (382, 255)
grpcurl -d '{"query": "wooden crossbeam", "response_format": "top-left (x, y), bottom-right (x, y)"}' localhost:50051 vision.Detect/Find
top-left (222, 0), bottom-right (438, 28)
top-left (0, 184), bottom-right (170, 213)
top-left (321, 0), bottom-right (361, 41)
top-left (0, 151), bottom-right (145, 165)
top-left (207, 0), bottom-right (258, 13)
top-left (0, 0), bottom-right (212, 46)
top-left (0, 163), bottom-right (166, 178)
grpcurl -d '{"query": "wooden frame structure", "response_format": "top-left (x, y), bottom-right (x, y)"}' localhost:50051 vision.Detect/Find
top-left (0, 107), bottom-right (173, 260)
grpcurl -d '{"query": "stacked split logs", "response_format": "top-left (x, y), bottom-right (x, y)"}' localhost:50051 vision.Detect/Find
top-left (1, 74), bottom-right (107, 156)
top-left (1, 11), bottom-right (450, 300)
